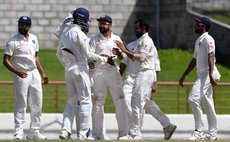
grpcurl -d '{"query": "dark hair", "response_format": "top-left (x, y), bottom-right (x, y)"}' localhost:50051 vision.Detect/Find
top-left (134, 18), bottom-right (149, 32)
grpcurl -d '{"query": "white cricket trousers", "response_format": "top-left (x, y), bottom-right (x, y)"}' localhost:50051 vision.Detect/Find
top-left (13, 69), bottom-right (43, 136)
top-left (92, 69), bottom-right (129, 138)
top-left (61, 80), bottom-right (77, 134)
top-left (188, 71), bottom-right (217, 136)
top-left (65, 64), bottom-right (92, 137)
top-left (130, 69), bottom-right (170, 136)
top-left (123, 75), bottom-right (170, 130)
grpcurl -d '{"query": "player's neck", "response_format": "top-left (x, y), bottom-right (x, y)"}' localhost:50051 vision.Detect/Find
top-left (102, 31), bottom-right (111, 39)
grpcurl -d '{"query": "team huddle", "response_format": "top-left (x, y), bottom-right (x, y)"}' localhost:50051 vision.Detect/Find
top-left (3, 6), bottom-right (220, 141)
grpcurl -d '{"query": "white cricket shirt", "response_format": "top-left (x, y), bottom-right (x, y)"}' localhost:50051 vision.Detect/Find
top-left (122, 40), bottom-right (141, 77)
top-left (4, 32), bottom-right (39, 71)
top-left (136, 33), bottom-right (160, 71)
top-left (89, 32), bottom-right (121, 70)
top-left (193, 32), bottom-right (215, 72)
top-left (60, 24), bottom-right (106, 66)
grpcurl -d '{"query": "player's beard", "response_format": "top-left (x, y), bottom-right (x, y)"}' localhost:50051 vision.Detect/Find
top-left (99, 26), bottom-right (109, 34)
top-left (194, 27), bottom-right (202, 34)
top-left (18, 29), bottom-right (28, 36)
top-left (136, 31), bottom-right (143, 38)
top-left (195, 29), bottom-right (199, 33)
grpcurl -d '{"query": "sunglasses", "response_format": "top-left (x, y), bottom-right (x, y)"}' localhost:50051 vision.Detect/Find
top-left (18, 23), bottom-right (30, 28)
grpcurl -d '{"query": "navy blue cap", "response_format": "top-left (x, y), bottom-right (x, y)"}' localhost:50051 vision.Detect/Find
top-left (73, 7), bottom-right (90, 22)
top-left (97, 15), bottom-right (112, 23)
top-left (194, 16), bottom-right (211, 28)
top-left (18, 16), bottom-right (32, 25)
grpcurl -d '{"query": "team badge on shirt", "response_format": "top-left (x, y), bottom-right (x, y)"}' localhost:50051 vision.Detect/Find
top-left (208, 42), bottom-right (214, 49)
top-left (32, 40), bottom-right (36, 44)
top-left (143, 44), bottom-right (149, 51)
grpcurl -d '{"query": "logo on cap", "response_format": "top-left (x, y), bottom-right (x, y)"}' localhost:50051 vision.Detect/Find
top-left (72, 7), bottom-right (90, 22)
top-left (18, 16), bottom-right (32, 25)
top-left (97, 15), bottom-right (112, 23)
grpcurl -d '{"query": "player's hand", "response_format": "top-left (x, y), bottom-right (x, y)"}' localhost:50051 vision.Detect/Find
top-left (210, 74), bottom-right (217, 86)
top-left (16, 70), bottom-right (28, 78)
top-left (63, 17), bottom-right (73, 25)
top-left (152, 82), bottom-right (157, 93)
top-left (112, 48), bottom-right (122, 59)
top-left (179, 76), bottom-right (185, 87)
top-left (114, 40), bottom-right (126, 52)
top-left (107, 56), bottom-right (115, 66)
top-left (42, 74), bottom-right (49, 84)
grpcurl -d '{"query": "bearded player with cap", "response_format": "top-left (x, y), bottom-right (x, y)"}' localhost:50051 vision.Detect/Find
top-left (179, 16), bottom-right (221, 141)
top-left (3, 16), bottom-right (48, 140)
top-left (89, 15), bottom-right (129, 140)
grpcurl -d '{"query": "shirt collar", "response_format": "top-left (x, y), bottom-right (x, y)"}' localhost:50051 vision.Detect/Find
top-left (199, 32), bottom-right (208, 39)
top-left (71, 24), bottom-right (81, 29)
top-left (137, 33), bottom-right (148, 42)
top-left (99, 32), bottom-right (114, 40)
top-left (17, 32), bottom-right (30, 40)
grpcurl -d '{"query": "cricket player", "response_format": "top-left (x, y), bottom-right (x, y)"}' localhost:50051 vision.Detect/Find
top-left (59, 8), bottom-right (114, 140)
top-left (54, 9), bottom-right (89, 140)
top-left (89, 15), bottom-right (129, 140)
top-left (119, 38), bottom-right (177, 140)
top-left (116, 18), bottom-right (176, 140)
top-left (179, 17), bottom-right (220, 141)
top-left (3, 16), bottom-right (48, 140)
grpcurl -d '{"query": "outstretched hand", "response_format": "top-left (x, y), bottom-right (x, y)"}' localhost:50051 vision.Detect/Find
top-left (114, 40), bottom-right (126, 52)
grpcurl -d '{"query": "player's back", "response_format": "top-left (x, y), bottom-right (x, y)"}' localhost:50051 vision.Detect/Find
top-left (61, 24), bottom-right (88, 65)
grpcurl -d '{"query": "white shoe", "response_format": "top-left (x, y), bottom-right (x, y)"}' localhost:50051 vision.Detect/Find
top-left (188, 130), bottom-right (205, 140)
top-left (118, 134), bottom-right (141, 140)
top-left (59, 130), bottom-right (71, 140)
top-left (79, 134), bottom-right (95, 140)
top-left (14, 133), bottom-right (23, 140)
top-left (163, 123), bottom-right (177, 140)
top-left (205, 133), bottom-right (217, 140)
top-left (78, 128), bottom-right (95, 140)
top-left (26, 130), bottom-right (47, 140)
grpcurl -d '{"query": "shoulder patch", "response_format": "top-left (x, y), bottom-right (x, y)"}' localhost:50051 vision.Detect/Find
top-left (208, 41), bottom-right (214, 49)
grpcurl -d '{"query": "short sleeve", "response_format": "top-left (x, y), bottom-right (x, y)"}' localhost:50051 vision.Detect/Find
top-left (4, 40), bottom-right (15, 56)
top-left (204, 36), bottom-right (215, 54)
top-left (34, 36), bottom-right (39, 52)
top-left (139, 38), bottom-right (151, 54)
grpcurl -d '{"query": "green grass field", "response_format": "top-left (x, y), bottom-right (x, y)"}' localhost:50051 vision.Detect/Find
top-left (0, 48), bottom-right (230, 113)
top-left (1, 48), bottom-right (230, 82)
